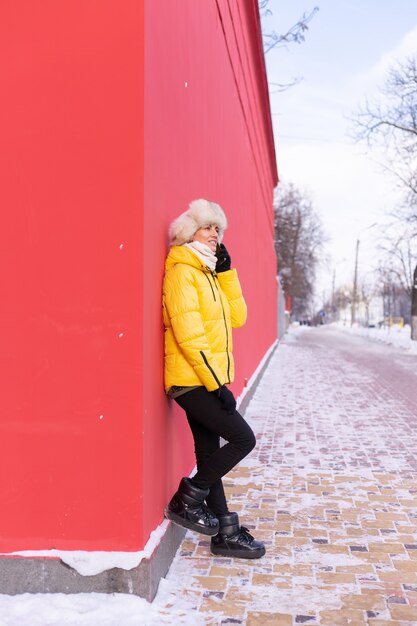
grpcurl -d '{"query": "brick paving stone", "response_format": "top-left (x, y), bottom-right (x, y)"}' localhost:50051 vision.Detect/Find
top-left (153, 327), bottom-right (417, 624)
top-left (318, 609), bottom-right (366, 625)
top-left (389, 604), bottom-right (417, 620)
top-left (363, 622), bottom-right (403, 626)
top-left (246, 613), bottom-right (292, 626)
top-left (342, 594), bottom-right (386, 610)
top-left (193, 576), bottom-right (229, 591)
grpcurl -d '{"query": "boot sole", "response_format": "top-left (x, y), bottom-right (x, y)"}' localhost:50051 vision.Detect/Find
top-left (165, 509), bottom-right (219, 537)
top-left (210, 546), bottom-right (266, 559)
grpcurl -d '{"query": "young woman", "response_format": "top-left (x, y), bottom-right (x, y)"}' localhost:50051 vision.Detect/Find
top-left (163, 198), bottom-right (265, 559)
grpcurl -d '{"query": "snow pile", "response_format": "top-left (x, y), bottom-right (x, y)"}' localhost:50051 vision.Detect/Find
top-left (0, 521), bottom-right (169, 576)
top-left (336, 322), bottom-right (417, 353)
top-left (0, 588), bottom-right (207, 626)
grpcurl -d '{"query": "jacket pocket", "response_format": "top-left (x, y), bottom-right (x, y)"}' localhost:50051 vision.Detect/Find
top-left (200, 351), bottom-right (221, 388)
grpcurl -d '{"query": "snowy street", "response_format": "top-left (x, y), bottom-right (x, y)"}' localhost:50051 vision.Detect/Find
top-left (2, 325), bottom-right (417, 625)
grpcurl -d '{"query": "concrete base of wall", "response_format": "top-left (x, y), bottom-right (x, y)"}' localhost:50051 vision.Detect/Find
top-left (0, 341), bottom-right (277, 600)
top-left (0, 522), bottom-right (186, 602)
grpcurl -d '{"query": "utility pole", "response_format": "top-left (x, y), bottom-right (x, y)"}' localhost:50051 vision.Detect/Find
top-left (351, 239), bottom-right (360, 326)
top-left (412, 264), bottom-right (417, 340)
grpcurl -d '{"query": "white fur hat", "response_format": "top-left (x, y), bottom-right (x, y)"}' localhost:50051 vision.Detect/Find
top-left (169, 199), bottom-right (228, 246)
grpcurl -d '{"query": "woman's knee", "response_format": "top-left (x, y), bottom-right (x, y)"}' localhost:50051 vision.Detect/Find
top-left (245, 428), bottom-right (257, 453)
top-left (235, 426), bottom-right (256, 455)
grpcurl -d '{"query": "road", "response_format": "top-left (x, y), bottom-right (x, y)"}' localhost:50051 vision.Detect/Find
top-left (299, 326), bottom-right (417, 417)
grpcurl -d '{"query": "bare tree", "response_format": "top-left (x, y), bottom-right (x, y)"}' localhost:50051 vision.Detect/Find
top-left (260, 4), bottom-right (319, 54)
top-left (375, 223), bottom-right (417, 337)
top-left (260, 3), bottom-right (319, 92)
top-left (274, 183), bottom-right (326, 318)
top-left (353, 56), bottom-right (417, 221)
top-left (352, 56), bottom-right (417, 337)
top-left (331, 285), bottom-right (351, 322)
top-left (377, 224), bottom-right (417, 297)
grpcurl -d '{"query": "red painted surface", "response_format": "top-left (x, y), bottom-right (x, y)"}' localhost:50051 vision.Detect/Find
top-left (0, 0), bottom-right (276, 554)
top-left (0, 1), bottom-right (144, 551)
top-left (143, 0), bottom-right (278, 544)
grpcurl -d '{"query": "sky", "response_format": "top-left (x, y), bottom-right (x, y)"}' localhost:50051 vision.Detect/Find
top-left (261, 0), bottom-right (417, 305)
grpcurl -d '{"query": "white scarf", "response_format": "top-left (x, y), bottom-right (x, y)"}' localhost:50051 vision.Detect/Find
top-left (183, 241), bottom-right (217, 271)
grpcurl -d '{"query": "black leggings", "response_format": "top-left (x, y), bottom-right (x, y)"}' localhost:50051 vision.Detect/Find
top-left (175, 387), bottom-right (256, 516)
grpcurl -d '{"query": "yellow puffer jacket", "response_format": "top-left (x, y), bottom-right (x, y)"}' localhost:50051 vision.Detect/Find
top-left (163, 246), bottom-right (247, 392)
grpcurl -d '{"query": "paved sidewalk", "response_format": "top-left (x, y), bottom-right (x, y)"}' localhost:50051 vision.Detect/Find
top-left (153, 327), bottom-right (417, 625)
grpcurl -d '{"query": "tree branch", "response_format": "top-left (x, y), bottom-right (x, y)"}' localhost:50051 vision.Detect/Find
top-left (262, 6), bottom-right (319, 55)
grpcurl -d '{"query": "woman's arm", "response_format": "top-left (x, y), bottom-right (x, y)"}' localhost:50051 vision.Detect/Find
top-left (216, 269), bottom-right (247, 328)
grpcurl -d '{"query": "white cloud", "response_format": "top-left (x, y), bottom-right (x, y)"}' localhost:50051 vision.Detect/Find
top-left (346, 23), bottom-right (417, 102)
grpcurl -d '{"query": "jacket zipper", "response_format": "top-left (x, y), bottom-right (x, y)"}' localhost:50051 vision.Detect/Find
top-left (200, 350), bottom-right (222, 390)
top-left (213, 275), bottom-right (231, 384)
top-left (204, 272), bottom-right (216, 301)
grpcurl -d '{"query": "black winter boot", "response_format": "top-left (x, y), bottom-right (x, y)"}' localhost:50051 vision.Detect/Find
top-left (210, 512), bottom-right (265, 559)
top-left (165, 477), bottom-right (219, 536)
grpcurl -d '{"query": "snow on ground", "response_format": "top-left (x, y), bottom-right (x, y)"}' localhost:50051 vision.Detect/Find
top-left (0, 576), bottom-right (212, 626)
top-left (334, 321), bottom-right (417, 353)
top-left (0, 588), bottom-right (205, 626)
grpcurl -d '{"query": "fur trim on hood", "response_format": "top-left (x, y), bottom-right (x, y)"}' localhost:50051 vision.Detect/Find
top-left (169, 199), bottom-right (227, 246)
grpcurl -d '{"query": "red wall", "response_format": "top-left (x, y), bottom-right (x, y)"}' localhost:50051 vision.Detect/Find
top-left (0, 0), bottom-right (276, 554)
top-left (143, 0), bottom-right (278, 544)
top-left (0, 1), bottom-right (144, 551)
